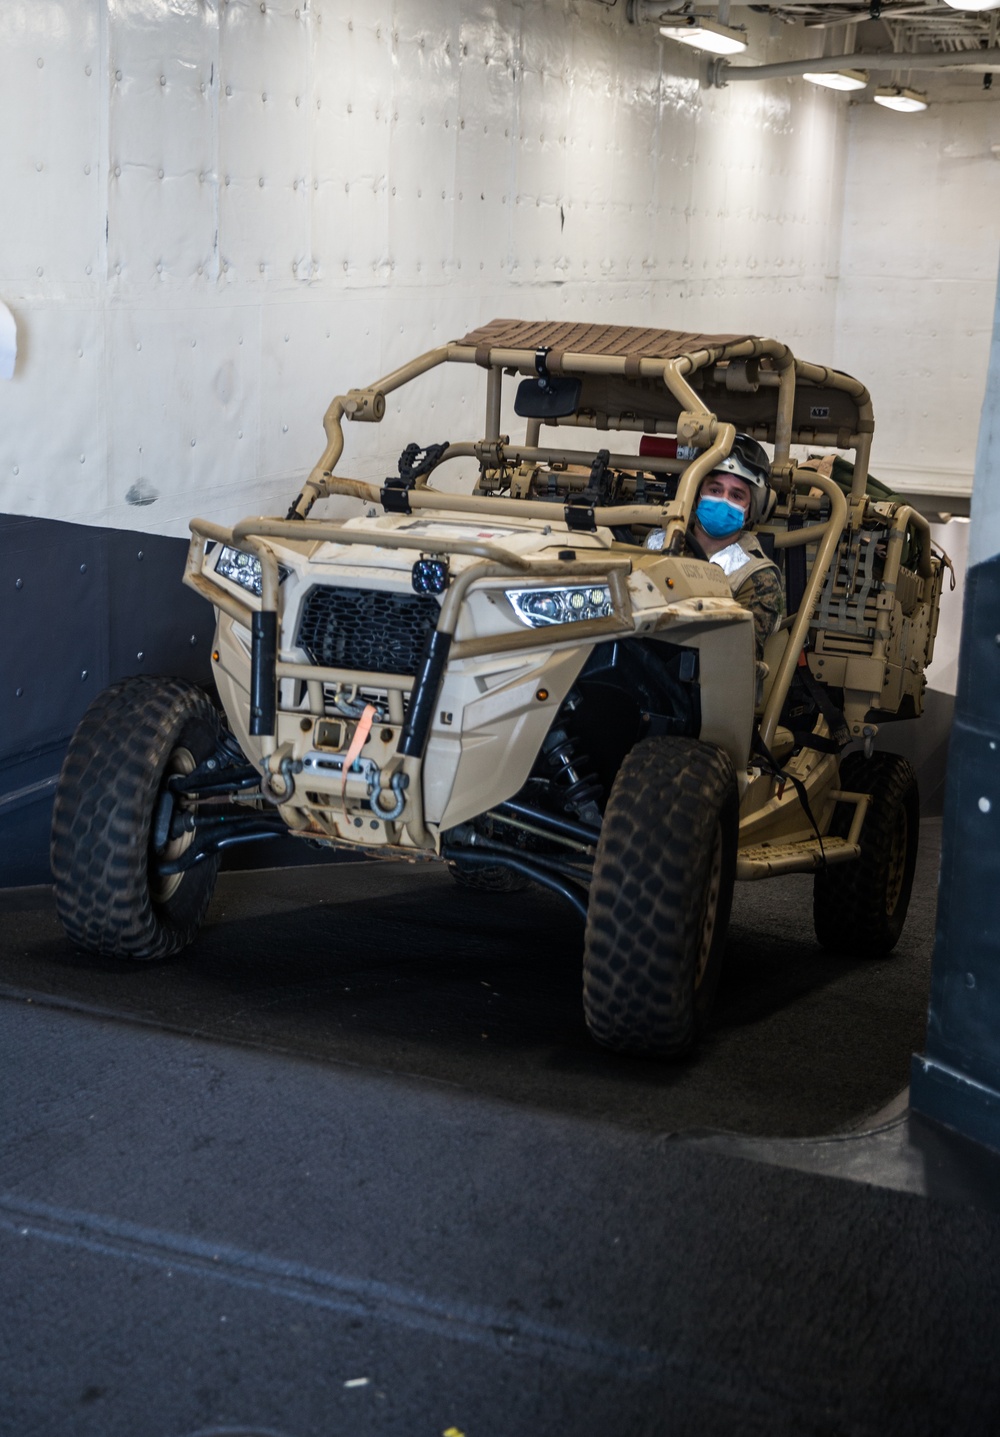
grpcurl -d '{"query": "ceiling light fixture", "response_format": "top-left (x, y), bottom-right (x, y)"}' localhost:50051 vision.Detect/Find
top-left (803, 68), bottom-right (869, 91)
top-left (873, 84), bottom-right (929, 111)
top-left (942, 0), bottom-right (1000, 11)
top-left (659, 16), bottom-right (748, 55)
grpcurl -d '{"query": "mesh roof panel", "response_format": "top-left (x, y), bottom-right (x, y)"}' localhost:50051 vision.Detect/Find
top-left (454, 319), bottom-right (754, 366)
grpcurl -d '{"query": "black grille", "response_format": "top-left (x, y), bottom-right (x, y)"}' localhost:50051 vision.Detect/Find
top-left (296, 585), bottom-right (440, 675)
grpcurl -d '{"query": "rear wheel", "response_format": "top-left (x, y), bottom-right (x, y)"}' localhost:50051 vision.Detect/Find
top-left (813, 751), bottom-right (919, 955)
top-left (51, 676), bottom-right (223, 959)
top-left (583, 737), bottom-right (738, 1056)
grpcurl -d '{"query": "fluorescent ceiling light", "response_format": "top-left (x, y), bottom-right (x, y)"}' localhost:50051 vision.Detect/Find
top-left (873, 85), bottom-right (929, 112)
top-left (659, 17), bottom-right (748, 55)
top-left (803, 68), bottom-right (869, 92)
top-left (943, 0), bottom-right (1000, 10)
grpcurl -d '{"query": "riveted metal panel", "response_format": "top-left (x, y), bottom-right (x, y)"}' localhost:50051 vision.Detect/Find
top-left (837, 99), bottom-right (1000, 500)
top-left (108, 0), bottom-right (220, 288)
top-left (2, 518), bottom-right (111, 764)
top-left (3, 304), bottom-right (108, 524)
top-left (0, 513), bottom-right (215, 886)
top-left (104, 302), bottom-right (263, 532)
top-left (0, 2), bottom-right (102, 285)
top-left (220, 0), bottom-right (311, 285)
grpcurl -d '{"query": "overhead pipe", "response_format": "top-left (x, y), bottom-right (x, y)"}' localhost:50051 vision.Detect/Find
top-left (626, 0), bottom-right (691, 21)
top-left (711, 48), bottom-right (1000, 84)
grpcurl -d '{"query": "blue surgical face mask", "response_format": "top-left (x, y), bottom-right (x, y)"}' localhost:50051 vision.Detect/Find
top-left (696, 496), bottom-right (746, 539)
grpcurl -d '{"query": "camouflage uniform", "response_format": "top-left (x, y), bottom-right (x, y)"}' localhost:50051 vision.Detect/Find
top-left (734, 565), bottom-right (784, 662)
top-left (709, 533), bottom-right (784, 662)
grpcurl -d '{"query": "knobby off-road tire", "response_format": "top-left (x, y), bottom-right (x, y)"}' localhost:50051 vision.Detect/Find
top-left (51, 676), bottom-right (223, 959)
top-left (813, 751), bottom-right (919, 956)
top-left (447, 860), bottom-right (531, 893)
top-left (583, 737), bottom-right (738, 1057)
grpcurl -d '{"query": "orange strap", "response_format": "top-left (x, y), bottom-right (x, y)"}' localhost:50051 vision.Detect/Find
top-left (341, 704), bottom-right (377, 807)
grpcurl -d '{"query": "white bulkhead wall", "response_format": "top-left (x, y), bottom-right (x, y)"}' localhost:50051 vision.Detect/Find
top-left (836, 99), bottom-right (1000, 505)
top-left (0, 0), bottom-right (993, 540)
top-left (1, 0), bottom-right (850, 537)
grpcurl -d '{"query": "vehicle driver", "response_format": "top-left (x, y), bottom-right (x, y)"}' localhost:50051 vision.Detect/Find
top-left (647, 433), bottom-right (783, 662)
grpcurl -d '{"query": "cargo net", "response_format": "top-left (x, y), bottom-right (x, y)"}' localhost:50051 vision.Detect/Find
top-left (814, 528), bottom-right (883, 654)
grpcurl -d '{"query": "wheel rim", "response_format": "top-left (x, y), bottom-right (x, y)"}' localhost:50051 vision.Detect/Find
top-left (149, 746), bottom-right (197, 904)
top-left (884, 805), bottom-right (909, 917)
top-left (696, 821), bottom-right (724, 990)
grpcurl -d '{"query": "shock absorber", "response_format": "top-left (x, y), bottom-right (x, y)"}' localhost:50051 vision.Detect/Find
top-left (541, 727), bottom-right (603, 828)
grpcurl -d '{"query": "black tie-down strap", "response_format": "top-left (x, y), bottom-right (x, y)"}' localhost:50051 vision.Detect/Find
top-left (791, 650), bottom-right (851, 752)
top-left (381, 440), bottom-right (451, 513)
top-left (784, 513), bottom-right (807, 613)
top-left (583, 449), bottom-right (612, 504)
top-left (563, 450), bottom-right (613, 532)
top-left (751, 728), bottom-right (827, 867)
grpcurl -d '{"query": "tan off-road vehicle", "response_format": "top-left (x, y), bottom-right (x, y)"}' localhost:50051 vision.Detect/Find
top-left (51, 320), bottom-right (946, 1055)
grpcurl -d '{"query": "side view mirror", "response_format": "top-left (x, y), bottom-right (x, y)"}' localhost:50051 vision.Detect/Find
top-left (513, 374), bottom-right (582, 419)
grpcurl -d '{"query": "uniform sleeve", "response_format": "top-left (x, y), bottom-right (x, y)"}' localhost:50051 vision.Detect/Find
top-left (733, 565), bottom-right (784, 662)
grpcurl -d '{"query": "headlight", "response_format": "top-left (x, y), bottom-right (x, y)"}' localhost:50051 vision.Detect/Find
top-left (215, 545), bottom-right (264, 596)
top-left (505, 584), bottom-right (613, 628)
top-left (213, 546), bottom-right (289, 597)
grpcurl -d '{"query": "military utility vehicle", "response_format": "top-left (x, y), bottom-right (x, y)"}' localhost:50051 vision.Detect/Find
top-left (52, 320), bottom-right (946, 1055)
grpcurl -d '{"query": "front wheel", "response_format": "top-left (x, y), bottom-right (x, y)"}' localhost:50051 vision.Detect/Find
top-left (51, 676), bottom-right (223, 959)
top-left (583, 737), bottom-right (738, 1057)
top-left (813, 751), bottom-right (919, 955)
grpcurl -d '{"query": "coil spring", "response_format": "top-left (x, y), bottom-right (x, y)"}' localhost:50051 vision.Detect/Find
top-left (541, 728), bottom-right (602, 814)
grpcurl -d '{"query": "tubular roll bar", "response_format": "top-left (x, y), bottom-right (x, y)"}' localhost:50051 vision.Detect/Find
top-left (289, 332), bottom-right (870, 523)
top-left (289, 344), bottom-right (453, 519)
top-left (186, 327), bottom-right (881, 845)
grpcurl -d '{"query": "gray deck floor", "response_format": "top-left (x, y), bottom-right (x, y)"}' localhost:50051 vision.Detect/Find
top-left (0, 819), bottom-right (942, 1139)
top-left (6, 817), bottom-right (1000, 1436)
